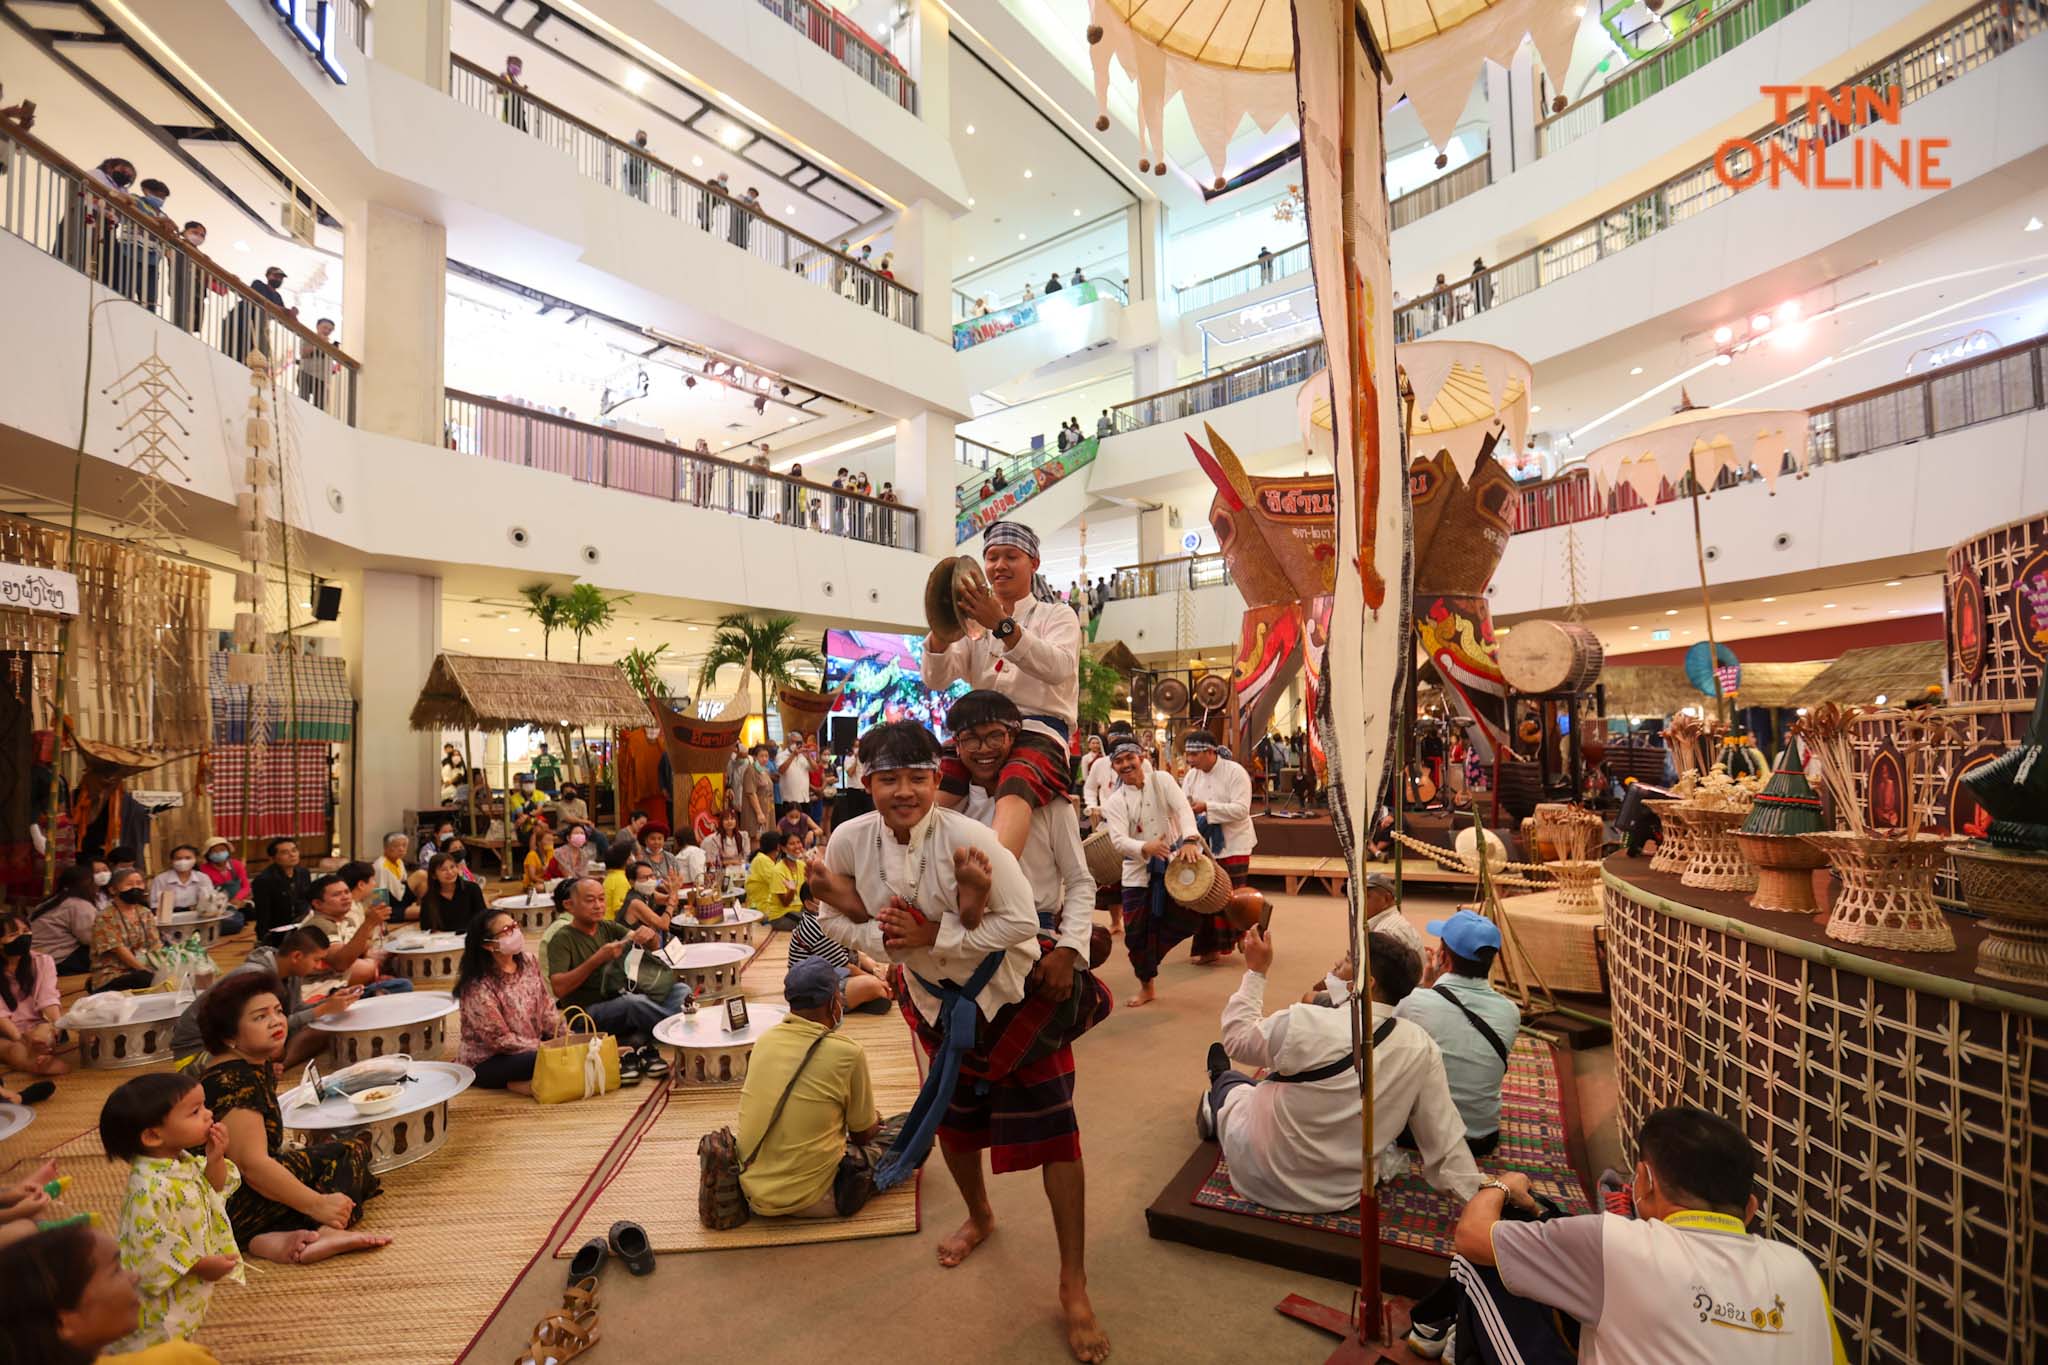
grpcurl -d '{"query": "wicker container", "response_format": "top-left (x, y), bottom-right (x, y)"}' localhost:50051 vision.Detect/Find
top-left (1547, 859), bottom-right (1602, 911)
top-left (1947, 843), bottom-right (2048, 987)
top-left (1801, 832), bottom-right (1955, 953)
top-left (1644, 799), bottom-right (1693, 875)
top-left (1732, 832), bottom-right (1828, 914)
top-left (1680, 807), bottom-right (1757, 893)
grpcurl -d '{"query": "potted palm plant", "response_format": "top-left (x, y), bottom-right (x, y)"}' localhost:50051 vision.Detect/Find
top-left (694, 613), bottom-right (829, 742)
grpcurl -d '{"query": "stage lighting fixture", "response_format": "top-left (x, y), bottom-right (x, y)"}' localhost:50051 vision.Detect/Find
top-left (1712, 325), bottom-right (1733, 344)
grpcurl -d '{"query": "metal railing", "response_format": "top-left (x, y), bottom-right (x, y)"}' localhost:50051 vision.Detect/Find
top-left (0, 119), bottom-right (359, 423)
top-left (1109, 339), bottom-right (1326, 434)
top-left (1107, 552), bottom-right (1234, 601)
top-left (1399, 0), bottom-right (2039, 339)
top-left (955, 435), bottom-right (1009, 472)
top-left (753, 0), bottom-right (917, 113)
top-left (1389, 155), bottom-right (1491, 229)
top-left (443, 390), bottom-right (920, 549)
top-left (956, 437), bottom-right (1099, 542)
top-left (951, 277), bottom-right (1126, 348)
top-left (955, 429), bottom-right (1109, 502)
top-left (1173, 240), bottom-right (1308, 311)
top-left (448, 57), bottom-right (919, 330)
top-left (1537, 0), bottom-right (1814, 156)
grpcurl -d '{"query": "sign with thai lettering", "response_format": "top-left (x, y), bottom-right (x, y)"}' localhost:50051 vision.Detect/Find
top-left (0, 563), bottom-right (79, 616)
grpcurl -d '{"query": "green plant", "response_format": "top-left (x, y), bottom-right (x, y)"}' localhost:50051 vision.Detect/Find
top-left (563, 583), bottom-right (630, 662)
top-left (617, 644), bottom-right (673, 704)
top-left (1077, 652), bottom-right (1121, 728)
top-left (695, 613), bottom-right (827, 736)
top-left (519, 583), bottom-right (570, 660)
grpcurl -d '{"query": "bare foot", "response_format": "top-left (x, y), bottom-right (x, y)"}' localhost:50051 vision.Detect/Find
top-left (1125, 981), bottom-right (1156, 1009)
top-left (293, 1228), bottom-right (393, 1264)
top-left (247, 1229), bottom-right (319, 1264)
top-left (507, 1080), bottom-right (533, 1096)
top-left (1190, 953), bottom-right (1221, 965)
top-left (1061, 1279), bottom-right (1111, 1362)
top-left (953, 847), bottom-right (992, 930)
top-left (936, 1211), bottom-right (994, 1268)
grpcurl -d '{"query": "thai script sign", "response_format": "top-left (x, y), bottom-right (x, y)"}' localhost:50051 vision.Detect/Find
top-left (0, 563), bottom-right (80, 616)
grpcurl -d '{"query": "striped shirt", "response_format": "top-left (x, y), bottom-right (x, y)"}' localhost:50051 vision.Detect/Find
top-left (788, 910), bottom-right (851, 970)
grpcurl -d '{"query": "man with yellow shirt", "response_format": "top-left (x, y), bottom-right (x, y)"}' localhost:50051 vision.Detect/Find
top-left (736, 956), bottom-right (881, 1219)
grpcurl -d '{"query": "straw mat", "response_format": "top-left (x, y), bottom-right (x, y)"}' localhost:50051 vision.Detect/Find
top-left (551, 929), bottom-right (925, 1254)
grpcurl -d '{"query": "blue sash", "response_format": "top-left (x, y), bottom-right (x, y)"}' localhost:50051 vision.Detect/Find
top-left (1196, 814), bottom-right (1225, 856)
top-left (873, 950), bottom-right (1006, 1191)
top-left (1146, 855), bottom-right (1170, 923)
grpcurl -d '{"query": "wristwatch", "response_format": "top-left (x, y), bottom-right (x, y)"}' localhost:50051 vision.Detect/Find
top-left (993, 616), bottom-right (1018, 641)
top-left (1478, 1178), bottom-right (1516, 1197)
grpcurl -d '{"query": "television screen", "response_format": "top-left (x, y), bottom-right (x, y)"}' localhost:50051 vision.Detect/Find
top-left (825, 630), bottom-right (970, 739)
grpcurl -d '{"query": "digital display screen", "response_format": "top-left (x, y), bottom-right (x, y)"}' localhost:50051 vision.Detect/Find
top-left (824, 630), bottom-right (970, 739)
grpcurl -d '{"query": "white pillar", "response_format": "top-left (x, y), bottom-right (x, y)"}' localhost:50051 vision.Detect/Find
top-left (895, 411), bottom-right (958, 557)
top-left (1503, 46), bottom-right (1539, 173)
top-left (1136, 505), bottom-right (1173, 562)
top-left (342, 203), bottom-right (447, 447)
top-left (370, 0), bottom-right (451, 92)
top-left (914, 0), bottom-right (950, 131)
top-left (894, 198), bottom-right (954, 343)
top-left (340, 569), bottom-right (441, 852)
top-left (1125, 199), bottom-right (1163, 305)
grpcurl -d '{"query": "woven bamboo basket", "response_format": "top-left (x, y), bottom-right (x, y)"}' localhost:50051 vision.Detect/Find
top-left (1547, 859), bottom-right (1602, 911)
top-left (1732, 831), bottom-right (1828, 914)
top-left (1800, 831), bottom-right (1955, 952)
top-left (1643, 799), bottom-right (1694, 875)
top-left (1679, 807), bottom-right (1757, 892)
top-left (1946, 843), bottom-right (2048, 987)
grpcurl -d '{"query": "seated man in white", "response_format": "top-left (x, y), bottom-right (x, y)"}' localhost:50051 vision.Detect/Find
top-left (1195, 926), bottom-right (1481, 1214)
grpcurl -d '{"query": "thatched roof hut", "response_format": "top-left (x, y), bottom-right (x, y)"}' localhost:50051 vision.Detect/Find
top-left (1602, 659), bottom-right (1832, 718)
top-left (1788, 641), bottom-right (1946, 708)
top-left (409, 654), bottom-right (654, 733)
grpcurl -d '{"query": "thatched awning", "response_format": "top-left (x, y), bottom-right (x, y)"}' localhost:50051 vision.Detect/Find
top-left (1086, 640), bottom-right (1144, 677)
top-left (1788, 641), bottom-right (1947, 709)
top-left (409, 654), bottom-right (654, 733)
top-left (1727, 661), bottom-right (1830, 709)
top-left (1600, 666), bottom-right (1699, 719)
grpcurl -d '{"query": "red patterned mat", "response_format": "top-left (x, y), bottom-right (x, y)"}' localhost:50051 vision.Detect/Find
top-left (1191, 1034), bottom-right (1592, 1258)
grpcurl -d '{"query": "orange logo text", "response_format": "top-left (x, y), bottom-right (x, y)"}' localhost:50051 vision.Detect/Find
top-left (1714, 85), bottom-right (1949, 191)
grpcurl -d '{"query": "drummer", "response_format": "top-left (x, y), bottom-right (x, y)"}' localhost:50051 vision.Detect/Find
top-left (1181, 731), bottom-right (1256, 965)
top-left (1100, 737), bottom-right (1204, 1008)
top-left (922, 521), bottom-right (1082, 865)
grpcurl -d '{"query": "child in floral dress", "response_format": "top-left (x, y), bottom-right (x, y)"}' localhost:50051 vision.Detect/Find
top-left (100, 1073), bottom-right (244, 1349)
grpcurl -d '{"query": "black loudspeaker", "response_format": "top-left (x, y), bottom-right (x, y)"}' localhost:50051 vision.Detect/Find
top-left (830, 715), bottom-right (857, 754)
top-left (312, 583), bottom-right (342, 621)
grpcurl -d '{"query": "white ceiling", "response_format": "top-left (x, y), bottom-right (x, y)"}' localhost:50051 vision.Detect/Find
top-left (1530, 572), bottom-right (1946, 663)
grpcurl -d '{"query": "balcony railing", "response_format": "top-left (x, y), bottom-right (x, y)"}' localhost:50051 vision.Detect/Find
top-left (0, 118), bottom-right (358, 423)
top-left (1110, 339), bottom-right (1326, 434)
top-left (955, 435), bottom-right (1009, 472)
top-left (1099, 334), bottom-right (2046, 597)
top-left (955, 437), bottom-right (1100, 544)
top-left (1389, 155), bottom-right (1491, 229)
top-left (1537, 0), bottom-right (1816, 156)
top-left (754, 0), bottom-right (917, 113)
top-left (448, 57), bottom-right (918, 330)
top-left (951, 278), bottom-right (1125, 350)
top-left (1399, 0), bottom-right (2039, 339)
top-left (443, 390), bottom-right (920, 549)
top-left (1173, 241), bottom-right (1308, 311)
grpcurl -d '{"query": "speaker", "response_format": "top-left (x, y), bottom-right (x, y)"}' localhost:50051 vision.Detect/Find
top-left (830, 715), bottom-right (858, 755)
top-left (312, 583), bottom-right (342, 621)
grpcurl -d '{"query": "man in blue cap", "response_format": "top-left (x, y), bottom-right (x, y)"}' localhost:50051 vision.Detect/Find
top-left (733, 956), bottom-right (882, 1220)
top-left (1394, 908), bottom-right (1522, 1157)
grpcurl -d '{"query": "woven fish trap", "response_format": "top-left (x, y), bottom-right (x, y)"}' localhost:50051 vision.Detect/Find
top-left (1680, 806), bottom-right (1758, 893)
top-left (1732, 832), bottom-right (1827, 914)
top-left (1801, 831), bottom-right (1955, 953)
top-left (1644, 799), bottom-right (1694, 875)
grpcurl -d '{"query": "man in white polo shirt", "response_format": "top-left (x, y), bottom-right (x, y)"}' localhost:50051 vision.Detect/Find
top-left (1180, 729), bottom-right (1254, 963)
top-left (1430, 1105), bottom-right (1847, 1364)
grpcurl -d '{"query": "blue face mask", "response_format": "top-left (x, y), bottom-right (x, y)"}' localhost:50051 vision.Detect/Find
top-left (207, 850), bottom-right (230, 865)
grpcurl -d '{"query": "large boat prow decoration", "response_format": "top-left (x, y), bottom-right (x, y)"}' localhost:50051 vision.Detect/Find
top-left (776, 683), bottom-right (842, 741)
top-left (650, 696), bottom-right (745, 775)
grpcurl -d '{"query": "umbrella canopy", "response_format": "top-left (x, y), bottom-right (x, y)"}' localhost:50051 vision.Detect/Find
top-left (1304, 340), bottom-right (1532, 482)
top-left (1582, 405), bottom-right (1811, 503)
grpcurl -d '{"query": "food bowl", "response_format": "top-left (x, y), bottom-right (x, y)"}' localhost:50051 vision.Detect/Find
top-left (349, 1085), bottom-right (405, 1116)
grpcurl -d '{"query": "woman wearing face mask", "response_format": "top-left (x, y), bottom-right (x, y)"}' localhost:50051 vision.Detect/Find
top-left (1, 910), bottom-right (70, 1082)
top-left (417, 853), bottom-right (486, 937)
top-left (440, 839), bottom-right (479, 883)
top-left (30, 864), bottom-right (102, 977)
top-left (198, 837), bottom-right (251, 909)
top-left (455, 911), bottom-right (563, 1095)
top-left (153, 843), bottom-right (245, 938)
top-left (553, 825), bottom-right (596, 881)
top-left (89, 870), bottom-right (162, 994)
top-left (618, 861), bottom-right (674, 944)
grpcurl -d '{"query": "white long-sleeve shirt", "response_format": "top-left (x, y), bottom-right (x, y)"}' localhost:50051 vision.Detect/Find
top-left (1100, 768), bottom-right (1200, 887)
top-left (963, 783), bottom-right (1093, 960)
top-left (820, 809), bottom-right (1041, 1025)
top-left (1082, 751), bottom-right (1120, 814)
top-left (1215, 972), bottom-right (1482, 1214)
top-left (1183, 757), bottom-right (1256, 859)
top-left (922, 594), bottom-right (1081, 739)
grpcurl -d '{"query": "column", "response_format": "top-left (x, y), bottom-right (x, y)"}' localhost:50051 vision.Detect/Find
top-left (1136, 505), bottom-right (1174, 562)
top-left (895, 411), bottom-right (958, 557)
top-left (1125, 199), bottom-right (1164, 305)
top-left (342, 203), bottom-right (446, 446)
top-left (1503, 46), bottom-right (1539, 173)
top-left (914, 0), bottom-right (949, 131)
top-left (340, 569), bottom-right (442, 850)
top-left (894, 198), bottom-right (954, 344)
top-left (370, 0), bottom-right (451, 93)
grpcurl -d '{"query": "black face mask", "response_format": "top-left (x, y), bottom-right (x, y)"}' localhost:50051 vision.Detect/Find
top-left (109, 168), bottom-right (134, 188)
top-left (2, 937), bottom-right (28, 958)
top-left (447, 850), bottom-right (466, 864)
top-left (118, 887), bottom-right (150, 906)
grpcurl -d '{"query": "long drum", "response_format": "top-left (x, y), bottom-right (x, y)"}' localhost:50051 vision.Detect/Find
top-left (1164, 854), bottom-right (1233, 918)
top-left (1498, 619), bottom-right (1604, 695)
top-left (1082, 830), bottom-right (1121, 888)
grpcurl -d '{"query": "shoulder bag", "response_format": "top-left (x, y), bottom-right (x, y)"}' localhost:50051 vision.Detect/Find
top-left (698, 1031), bottom-right (829, 1229)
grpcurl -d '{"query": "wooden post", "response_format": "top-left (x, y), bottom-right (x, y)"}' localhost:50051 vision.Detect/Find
top-left (1687, 450), bottom-right (1729, 727)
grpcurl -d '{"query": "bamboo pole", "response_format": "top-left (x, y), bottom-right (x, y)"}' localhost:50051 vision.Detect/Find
top-left (1687, 449), bottom-right (1729, 728)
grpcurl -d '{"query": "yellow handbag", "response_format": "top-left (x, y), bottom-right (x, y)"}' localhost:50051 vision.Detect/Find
top-left (531, 1006), bottom-right (621, 1104)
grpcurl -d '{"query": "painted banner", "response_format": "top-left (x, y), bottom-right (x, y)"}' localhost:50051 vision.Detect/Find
top-left (952, 281), bottom-right (1104, 350)
top-left (956, 438), bottom-right (1100, 543)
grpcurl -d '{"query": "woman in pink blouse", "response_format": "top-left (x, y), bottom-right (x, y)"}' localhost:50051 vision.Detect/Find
top-left (0, 911), bottom-right (69, 1077)
top-left (454, 910), bottom-right (562, 1095)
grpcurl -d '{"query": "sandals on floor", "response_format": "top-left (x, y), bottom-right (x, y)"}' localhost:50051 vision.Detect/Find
top-left (18, 1081), bottom-right (55, 1105)
top-left (560, 1275), bottom-right (601, 1315)
top-left (565, 1237), bottom-right (607, 1286)
top-left (608, 1220), bottom-right (654, 1276)
top-left (515, 1308), bottom-right (600, 1365)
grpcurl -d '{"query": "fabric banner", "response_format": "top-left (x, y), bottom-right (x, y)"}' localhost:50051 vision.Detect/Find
top-left (209, 652), bottom-right (353, 743)
top-left (956, 439), bottom-right (1100, 543)
top-left (207, 741), bottom-right (329, 840)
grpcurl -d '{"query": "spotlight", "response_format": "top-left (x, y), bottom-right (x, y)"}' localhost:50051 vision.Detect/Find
top-left (754, 395), bottom-right (767, 414)
top-left (1776, 300), bottom-right (1801, 323)
top-left (1713, 325), bottom-right (1733, 344)
top-left (779, 385), bottom-right (791, 398)
top-left (1750, 313), bottom-right (1772, 331)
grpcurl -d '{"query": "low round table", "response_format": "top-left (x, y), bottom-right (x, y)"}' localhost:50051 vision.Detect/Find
top-left (673, 906), bottom-right (763, 947)
top-left (382, 933), bottom-right (467, 984)
top-left (69, 992), bottom-right (191, 1069)
top-left (490, 892), bottom-right (558, 933)
top-left (280, 1060), bottom-right (476, 1173)
top-left (669, 941), bottom-right (753, 1000)
top-left (0, 1102), bottom-right (33, 1144)
top-left (308, 991), bottom-right (459, 1066)
top-left (160, 911), bottom-right (232, 947)
top-left (653, 1003), bottom-right (786, 1086)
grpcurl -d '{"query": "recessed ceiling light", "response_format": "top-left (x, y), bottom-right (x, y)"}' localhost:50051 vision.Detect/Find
top-left (1761, 596), bottom-right (1776, 603)
top-left (1720, 614), bottom-right (1732, 620)
top-left (1884, 580), bottom-right (1902, 587)
top-left (624, 68), bottom-right (648, 93)
top-left (2027, 216), bottom-right (2043, 232)
top-left (458, 636), bottom-right (470, 643)
top-left (786, 204), bottom-right (796, 214)
top-left (687, 625), bottom-right (699, 632)
top-left (1776, 619), bottom-right (1789, 625)
top-left (1886, 609), bottom-right (1900, 615)
top-left (507, 626), bottom-right (522, 633)
top-left (1073, 208), bottom-right (1082, 217)
top-left (965, 124), bottom-right (976, 135)
top-left (625, 636), bottom-right (635, 642)
top-left (1750, 313), bottom-right (1772, 331)
top-left (967, 255), bottom-right (976, 263)
top-left (234, 241), bottom-right (250, 253)
top-left (1823, 602), bottom-right (1837, 609)
top-left (692, 155), bottom-right (703, 167)
top-left (1530, 405), bottom-right (1542, 413)
top-left (1713, 325), bottom-right (1733, 344)
top-left (1023, 169), bottom-right (1033, 178)
top-left (967, 197), bottom-right (975, 207)
top-left (1628, 625), bottom-right (1640, 631)
top-left (525, 652), bottom-right (535, 658)
top-left (1664, 609), bottom-right (1678, 616)
top-left (1629, 366), bottom-right (1643, 375)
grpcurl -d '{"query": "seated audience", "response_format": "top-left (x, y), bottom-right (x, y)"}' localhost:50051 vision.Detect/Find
top-left (196, 972), bottom-right (390, 1262)
top-left (298, 866), bottom-right (410, 994)
top-left (552, 823), bottom-right (597, 881)
top-left (148, 847), bottom-right (209, 918)
top-left (523, 825), bottom-right (561, 889)
top-left (735, 957), bottom-right (881, 1219)
top-left (1394, 910), bottom-right (1519, 1156)
top-left (31, 864), bottom-right (101, 976)
top-left (1421, 1105), bottom-right (1847, 1364)
top-left (746, 831), bottom-right (802, 930)
top-left (618, 861), bottom-right (675, 942)
top-left (197, 838), bottom-right (251, 910)
top-left (91, 870), bottom-right (162, 995)
top-left (600, 844), bottom-right (635, 918)
top-left (1195, 927), bottom-right (1481, 1213)
top-left (544, 875), bottom-right (685, 1079)
top-left (0, 910), bottom-right (69, 1077)
top-left (371, 833), bottom-right (416, 922)
top-left (98, 1073), bottom-right (244, 1348)
top-left (417, 853), bottom-right (486, 936)
top-left (609, 811), bottom-right (650, 862)
top-left (420, 819), bottom-right (457, 858)
top-left (776, 804), bottom-right (820, 852)
top-left (786, 905), bottom-right (893, 1011)
top-left (440, 837), bottom-right (479, 883)
top-left (170, 926), bottom-right (340, 1066)
top-left (552, 784), bottom-right (591, 829)
top-left (644, 824), bottom-right (704, 891)
top-left (0, 1220), bottom-right (226, 1364)
top-left (1362, 871), bottom-right (1425, 958)
top-left (455, 910), bottom-right (562, 1094)
top-left (248, 838), bottom-right (311, 937)
top-left (702, 809), bottom-right (750, 877)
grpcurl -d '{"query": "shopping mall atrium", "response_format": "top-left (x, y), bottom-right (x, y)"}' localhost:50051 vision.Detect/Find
top-left (0, 1), bottom-right (2043, 1362)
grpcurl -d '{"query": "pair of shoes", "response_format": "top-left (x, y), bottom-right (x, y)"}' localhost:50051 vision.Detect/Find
top-left (1404, 1318), bottom-right (1451, 1359)
top-left (516, 1307), bottom-right (599, 1364)
top-left (561, 1219), bottom-right (653, 1293)
top-left (1194, 1090), bottom-right (1218, 1142)
top-left (636, 1045), bottom-right (670, 1081)
top-left (618, 1050), bottom-right (643, 1086)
